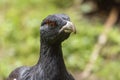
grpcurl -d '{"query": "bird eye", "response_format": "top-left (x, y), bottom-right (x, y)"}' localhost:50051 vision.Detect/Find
top-left (45, 20), bottom-right (56, 28)
top-left (49, 22), bottom-right (56, 27)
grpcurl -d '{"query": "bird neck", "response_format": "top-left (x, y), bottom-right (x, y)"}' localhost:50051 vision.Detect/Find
top-left (37, 42), bottom-right (67, 73)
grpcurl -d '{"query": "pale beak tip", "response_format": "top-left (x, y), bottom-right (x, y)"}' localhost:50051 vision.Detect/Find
top-left (72, 25), bottom-right (76, 34)
top-left (74, 31), bottom-right (76, 34)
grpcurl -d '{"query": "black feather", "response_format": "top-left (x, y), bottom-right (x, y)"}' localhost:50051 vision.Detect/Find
top-left (7, 14), bottom-right (75, 80)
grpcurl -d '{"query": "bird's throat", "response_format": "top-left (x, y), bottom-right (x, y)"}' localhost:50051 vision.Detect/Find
top-left (37, 43), bottom-right (68, 76)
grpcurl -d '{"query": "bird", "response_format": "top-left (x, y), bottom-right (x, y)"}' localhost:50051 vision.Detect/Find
top-left (7, 14), bottom-right (76, 80)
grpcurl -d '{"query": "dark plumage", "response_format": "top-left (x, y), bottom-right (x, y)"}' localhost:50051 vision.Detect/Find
top-left (7, 14), bottom-right (76, 80)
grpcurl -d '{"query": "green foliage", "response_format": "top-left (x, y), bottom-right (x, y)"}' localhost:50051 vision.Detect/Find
top-left (50, 0), bottom-right (74, 8)
top-left (0, 0), bottom-right (120, 80)
top-left (96, 61), bottom-right (120, 80)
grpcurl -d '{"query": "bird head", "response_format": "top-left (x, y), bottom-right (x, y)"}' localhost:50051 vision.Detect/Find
top-left (40, 14), bottom-right (76, 45)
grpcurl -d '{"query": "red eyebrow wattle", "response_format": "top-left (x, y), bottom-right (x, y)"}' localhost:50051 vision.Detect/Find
top-left (46, 20), bottom-right (56, 27)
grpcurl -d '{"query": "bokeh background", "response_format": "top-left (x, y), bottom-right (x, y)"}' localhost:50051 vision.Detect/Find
top-left (0, 0), bottom-right (120, 80)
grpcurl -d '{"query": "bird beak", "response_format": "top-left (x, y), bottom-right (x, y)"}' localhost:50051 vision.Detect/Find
top-left (59, 21), bottom-right (76, 34)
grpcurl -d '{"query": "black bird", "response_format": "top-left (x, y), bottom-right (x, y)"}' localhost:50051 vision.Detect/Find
top-left (7, 14), bottom-right (76, 80)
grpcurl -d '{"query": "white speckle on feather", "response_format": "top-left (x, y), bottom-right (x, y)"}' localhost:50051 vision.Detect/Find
top-left (13, 78), bottom-right (17, 80)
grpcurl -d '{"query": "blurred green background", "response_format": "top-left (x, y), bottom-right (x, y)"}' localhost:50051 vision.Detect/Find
top-left (0, 0), bottom-right (120, 80)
